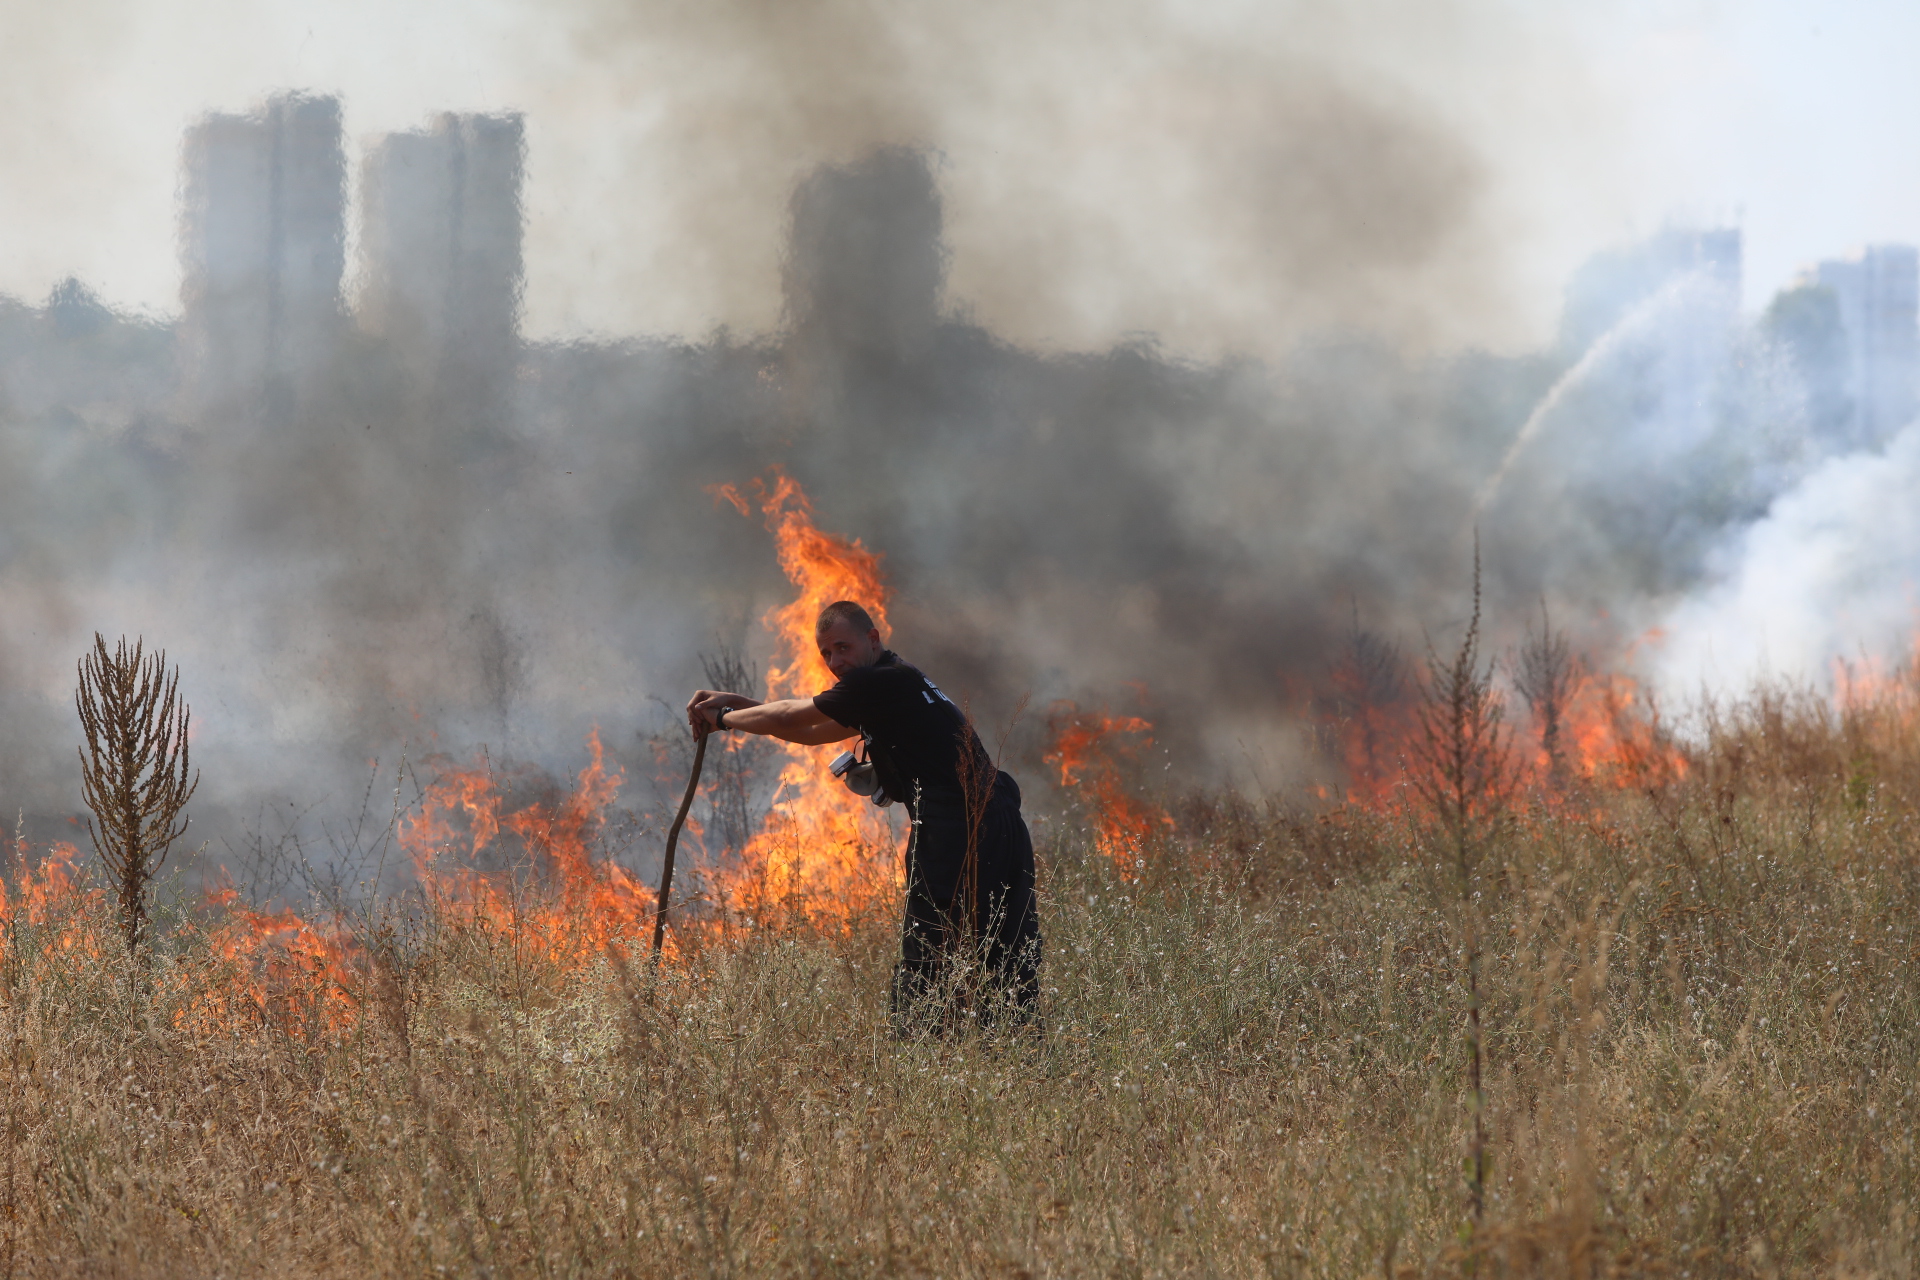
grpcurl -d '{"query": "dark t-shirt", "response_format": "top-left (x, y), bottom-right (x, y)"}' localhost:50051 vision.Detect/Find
top-left (813, 651), bottom-right (992, 802)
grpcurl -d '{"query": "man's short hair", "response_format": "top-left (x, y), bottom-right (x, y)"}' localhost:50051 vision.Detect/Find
top-left (816, 600), bottom-right (878, 636)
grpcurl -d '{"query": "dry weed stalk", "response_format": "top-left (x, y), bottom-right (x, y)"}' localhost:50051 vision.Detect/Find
top-left (698, 645), bottom-right (772, 858)
top-left (1515, 601), bottom-right (1577, 786)
top-left (1, 960), bottom-right (15, 1280)
top-left (1412, 546), bottom-right (1513, 1232)
top-left (1329, 604), bottom-right (1412, 793)
top-left (75, 633), bottom-right (199, 956)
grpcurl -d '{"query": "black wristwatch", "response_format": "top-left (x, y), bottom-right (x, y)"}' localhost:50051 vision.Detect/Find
top-left (714, 706), bottom-right (732, 731)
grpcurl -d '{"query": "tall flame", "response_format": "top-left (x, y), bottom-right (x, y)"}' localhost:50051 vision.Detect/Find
top-left (0, 473), bottom-right (907, 1023)
top-left (708, 469), bottom-right (903, 929)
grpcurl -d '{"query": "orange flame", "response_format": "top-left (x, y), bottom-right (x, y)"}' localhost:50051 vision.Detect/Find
top-left (201, 882), bottom-right (361, 1032)
top-left (194, 730), bottom-right (646, 1034)
top-left (402, 729), bottom-right (651, 968)
top-left (1319, 633), bottom-right (1690, 810)
top-left (1043, 701), bottom-right (1171, 866)
top-left (1541, 668), bottom-right (1689, 788)
top-left (0, 840), bottom-right (103, 964)
top-left (0, 466), bottom-right (914, 1024)
top-left (708, 470), bottom-right (903, 930)
top-left (1833, 643), bottom-right (1920, 743)
top-left (1323, 648), bottom-right (1418, 806)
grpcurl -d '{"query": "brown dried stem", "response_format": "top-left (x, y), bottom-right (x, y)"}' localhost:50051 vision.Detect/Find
top-left (75, 633), bottom-right (199, 956)
top-left (1515, 600), bottom-right (1577, 785)
top-left (1411, 543), bottom-right (1513, 1234)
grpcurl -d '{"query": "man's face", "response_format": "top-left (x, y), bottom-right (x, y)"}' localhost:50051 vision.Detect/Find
top-left (818, 617), bottom-right (885, 680)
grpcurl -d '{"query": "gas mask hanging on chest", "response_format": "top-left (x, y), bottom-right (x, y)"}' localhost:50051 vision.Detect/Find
top-left (828, 740), bottom-right (893, 807)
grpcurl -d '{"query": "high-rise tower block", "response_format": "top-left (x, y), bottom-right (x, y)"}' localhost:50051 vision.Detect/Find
top-left (179, 93), bottom-right (346, 420)
top-left (360, 112), bottom-right (525, 422)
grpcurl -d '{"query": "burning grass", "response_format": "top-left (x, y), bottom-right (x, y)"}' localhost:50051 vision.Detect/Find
top-left (1, 668), bottom-right (1916, 1278)
top-left (2, 481), bottom-right (1910, 1274)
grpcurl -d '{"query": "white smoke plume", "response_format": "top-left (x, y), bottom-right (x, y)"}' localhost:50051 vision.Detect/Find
top-left (1654, 421), bottom-right (1920, 703)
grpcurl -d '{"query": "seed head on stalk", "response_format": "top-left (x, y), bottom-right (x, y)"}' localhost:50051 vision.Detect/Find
top-left (76, 633), bottom-right (199, 957)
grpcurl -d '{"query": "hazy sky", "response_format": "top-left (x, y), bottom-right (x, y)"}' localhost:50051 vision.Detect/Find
top-left (1, 0), bottom-right (1914, 358)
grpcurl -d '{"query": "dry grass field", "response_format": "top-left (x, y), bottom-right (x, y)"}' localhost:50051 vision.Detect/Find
top-left (1, 676), bottom-right (1915, 1278)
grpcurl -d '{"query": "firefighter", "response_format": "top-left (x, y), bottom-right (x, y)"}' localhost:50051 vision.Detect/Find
top-left (686, 600), bottom-right (1041, 1032)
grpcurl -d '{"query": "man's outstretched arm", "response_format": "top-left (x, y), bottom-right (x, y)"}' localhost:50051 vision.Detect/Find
top-left (686, 689), bottom-right (857, 745)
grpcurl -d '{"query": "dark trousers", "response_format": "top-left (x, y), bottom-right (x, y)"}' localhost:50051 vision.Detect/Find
top-left (890, 772), bottom-right (1042, 1033)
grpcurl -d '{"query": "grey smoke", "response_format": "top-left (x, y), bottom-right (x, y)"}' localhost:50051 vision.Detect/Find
top-left (0, 78), bottom-right (1901, 868)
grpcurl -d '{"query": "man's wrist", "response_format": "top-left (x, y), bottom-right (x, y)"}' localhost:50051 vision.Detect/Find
top-left (714, 705), bottom-right (732, 731)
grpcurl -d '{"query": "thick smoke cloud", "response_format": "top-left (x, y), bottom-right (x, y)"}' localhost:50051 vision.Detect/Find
top-left (0, 130), bottom-right (1513, 851)
top-left (525, 0), bottom-right (1539, 354)
top-left (0, 10), bottom-right (1908, 869)
top-left (0, 130), bottom-right (1709, 855)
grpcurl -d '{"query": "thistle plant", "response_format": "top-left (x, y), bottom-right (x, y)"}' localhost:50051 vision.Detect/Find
top-left (76, 633), bottom-right (199, 956)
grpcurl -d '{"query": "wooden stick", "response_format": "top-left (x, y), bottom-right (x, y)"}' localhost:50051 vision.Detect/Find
top-left (651, 727), bottom-right (709, 955)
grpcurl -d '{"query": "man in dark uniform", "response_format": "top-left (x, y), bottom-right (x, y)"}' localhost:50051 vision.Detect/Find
top-left (687, 601), bottom-right (1041, 1031)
